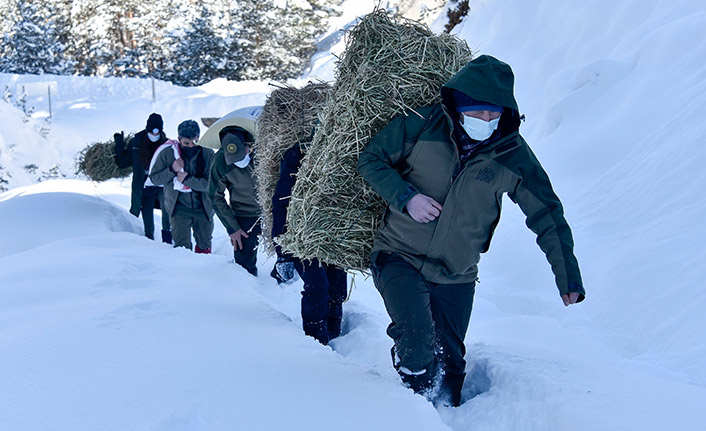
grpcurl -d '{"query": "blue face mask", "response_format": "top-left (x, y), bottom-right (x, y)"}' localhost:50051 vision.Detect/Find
top-left (460, 115), bottom-right (500, 141)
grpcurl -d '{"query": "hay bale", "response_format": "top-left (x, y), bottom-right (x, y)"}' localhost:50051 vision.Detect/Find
top-left (75, 135), bottom-right (133, 182)
top-left (254, 82), bottom-right (331, 254)
top-left (277, 9), bottom-right (473, 272)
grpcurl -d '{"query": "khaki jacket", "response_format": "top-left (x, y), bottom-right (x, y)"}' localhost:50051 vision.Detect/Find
top-left (149, 143), bottom-right (214, 220)
top-left (208, 150), bottom-right (261, 234)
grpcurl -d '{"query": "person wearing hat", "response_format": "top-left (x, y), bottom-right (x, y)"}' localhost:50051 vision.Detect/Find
top-left (208, 127), bottom-right (261, 275)
top-left (114, 113), bottom-right (172, 243)
top-left (149, 119), bottom-right (215, 252)
top-left (358, 55), bottom-right (585, 407)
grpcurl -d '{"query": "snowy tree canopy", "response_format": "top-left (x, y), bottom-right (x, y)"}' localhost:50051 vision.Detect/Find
top-left (0, 0), bottom-right (341, 84)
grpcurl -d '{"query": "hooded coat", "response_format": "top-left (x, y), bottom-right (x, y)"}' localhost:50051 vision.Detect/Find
top-left (358, 55), bottom-right (584, 299)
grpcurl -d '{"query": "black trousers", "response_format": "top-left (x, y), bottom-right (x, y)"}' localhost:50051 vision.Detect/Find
top-left (372, 252), bottom-right (475, 405)
top-left (141, 186), bottom-right (170, 239)
top-left (293, 258), bottom-right (348, 345)
top-left (233, 216), bottom-right (261, 275)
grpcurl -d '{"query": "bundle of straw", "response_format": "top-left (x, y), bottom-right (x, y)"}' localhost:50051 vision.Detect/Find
top-left (277, 9), bottom-right (473, 272)
top-left (254, 82), bottom-right (331, 253)
top-left (75, 135), bottom-right (133, 182)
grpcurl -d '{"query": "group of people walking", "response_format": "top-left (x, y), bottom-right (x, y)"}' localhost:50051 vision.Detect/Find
top-left (114, 110), bottom-right (347, 348)
top-left (115, 55), bottom-right (585, 408)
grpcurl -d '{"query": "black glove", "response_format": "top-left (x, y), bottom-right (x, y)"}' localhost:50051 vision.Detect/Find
top-left (114, 131), bottom-right (125, 146)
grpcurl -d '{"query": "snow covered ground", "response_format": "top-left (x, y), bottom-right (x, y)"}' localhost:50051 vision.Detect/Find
top-left (2, 0), bottom-right (706, 430)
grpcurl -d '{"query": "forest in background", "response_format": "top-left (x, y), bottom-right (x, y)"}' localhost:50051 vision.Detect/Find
top-left (0, 0), bottom-right (342, 85)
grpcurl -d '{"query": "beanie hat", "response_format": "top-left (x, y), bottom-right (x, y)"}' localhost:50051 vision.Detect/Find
top-left (452, 89), bottom-right (503, 113)
top-left (221, 133), bottom-right (248, 165)
top-left (146, 113), bottom-right (163, 134)
top-left (177, 120), bottom-right (200, 139)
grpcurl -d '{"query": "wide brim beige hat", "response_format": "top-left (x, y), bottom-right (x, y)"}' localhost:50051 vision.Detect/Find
top-left (197, 105), bottom-right (262, 150)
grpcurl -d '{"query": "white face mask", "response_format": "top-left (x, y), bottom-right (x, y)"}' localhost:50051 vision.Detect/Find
top-left (233, 153), bottom-right (251, 168)
top-left (147, 132), bottom-right (160, 142)
top-left (460, 115), bottom-right (500, 141)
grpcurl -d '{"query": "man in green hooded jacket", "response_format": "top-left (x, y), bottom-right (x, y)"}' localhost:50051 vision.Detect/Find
top-left (358, 55), bottom-right (585, 407)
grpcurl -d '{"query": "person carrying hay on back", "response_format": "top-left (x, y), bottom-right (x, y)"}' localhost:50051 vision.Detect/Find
top-left (114, 113), bottom-right (172, 243)
top-left (358, 55), bottom-right (586, 407)
top-left (271, 139), bottom-right (348, 346)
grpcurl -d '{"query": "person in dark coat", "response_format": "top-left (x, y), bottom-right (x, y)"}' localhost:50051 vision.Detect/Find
top-left (272, 142), bottom-right (348, 345)
top-left (149, 120), bottom-right (215, 253)
top-left (114, 113), bottom-right (172, 243)
top-left (208, 128), bottom-right (262, 276)
top-left (358, 55), bottom-right (585, 407)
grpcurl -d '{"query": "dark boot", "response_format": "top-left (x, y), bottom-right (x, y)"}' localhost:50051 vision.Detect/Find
top-left (436, 371), bottom-right (465, 407)
top-left (399, 368), bottom-right (435, 396)
top-left (326, 302), bottom-right (343, 340)
top-left (392, 346), bottom-right (435, 396)
top-left (161, 229), bottom-right (172, 244)
top-left (195, 246), bottom-right (211, 254)
top-left (303, 319), bottom-right (329, 345)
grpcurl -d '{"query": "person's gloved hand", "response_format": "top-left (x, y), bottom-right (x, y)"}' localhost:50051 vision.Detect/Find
top-left (114, 131), bottom-right (125, 146)
top-left (272, 256), bottom-right (297, 284)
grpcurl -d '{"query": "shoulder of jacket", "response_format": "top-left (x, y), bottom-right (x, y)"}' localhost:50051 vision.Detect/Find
top-left (210, 150), bottom-right (225, 167)
top-left (490, 133), bottom-right (526, 156)
top-left (492, 134), bottom-right (544, 177)
top-left (155, 142), bottom-right (174, 159)
top-left (399, 105), bottom-right (440, 126)
top-left (128, 130), bottom-right (145, 145)
top-left (201, 147), bottom-right (215, 161)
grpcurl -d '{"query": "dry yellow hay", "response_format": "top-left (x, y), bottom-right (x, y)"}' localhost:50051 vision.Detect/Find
top-left (75, 135), bottom-right (134, 182)
top-left (254, 82), bottom-right (331, 254)
top-left (277, 9), bottom-right (473, 272)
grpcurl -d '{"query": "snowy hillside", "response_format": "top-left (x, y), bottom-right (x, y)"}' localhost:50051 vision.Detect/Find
top-left (2, 1), bottom-right (706, 430)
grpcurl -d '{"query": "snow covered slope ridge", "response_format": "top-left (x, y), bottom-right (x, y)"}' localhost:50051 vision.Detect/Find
top-left (0, 183), bottom-right (449, 431)
top-left (450, 0), bottom-right (706, 385)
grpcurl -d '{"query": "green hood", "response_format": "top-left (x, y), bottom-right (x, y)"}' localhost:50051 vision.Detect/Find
top-left (441, 55), bottom-right (522, 135)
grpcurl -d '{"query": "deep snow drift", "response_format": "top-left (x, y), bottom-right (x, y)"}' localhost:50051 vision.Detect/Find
top-left (2, 1), bottom-right (706, 430)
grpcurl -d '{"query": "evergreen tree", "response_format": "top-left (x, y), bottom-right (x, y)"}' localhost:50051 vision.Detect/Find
top-left (69, 0), bottom-right (123, 75)
top-left (0, 0), bottom-right (72, 74)
top-left (165, 3), bottom-right (231, 86)
top-left (279, 0), bottom-right (342, 77)
top-left (234, 0), bottom-right (340, 81)
top-left (0, 0), bottom-right (341, 83)
top-left (69, 0), bottom-right (162, 77)
top-left (232, 0), bottom-right (279, 80)
top-left (116, 0), bottom-right (177, 77)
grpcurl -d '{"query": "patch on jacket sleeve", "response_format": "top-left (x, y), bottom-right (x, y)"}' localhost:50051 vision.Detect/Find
top-left (475, 167), bottom-right (496, 183)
